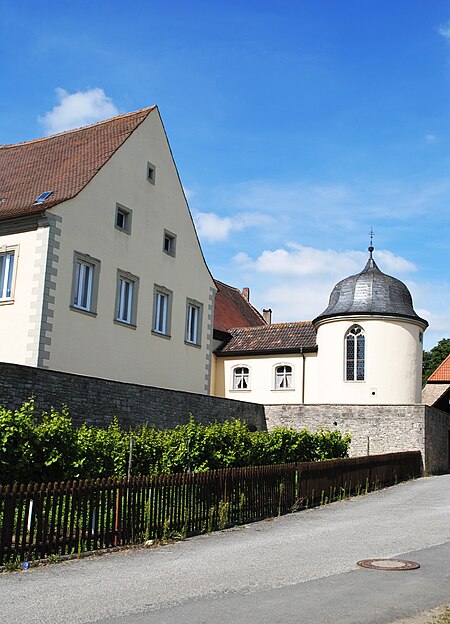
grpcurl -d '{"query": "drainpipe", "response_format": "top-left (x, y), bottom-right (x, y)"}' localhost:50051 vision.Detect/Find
top-left (299, 348), bottom-right (305, 404)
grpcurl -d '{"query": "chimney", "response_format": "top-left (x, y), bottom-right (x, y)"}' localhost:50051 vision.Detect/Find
top-left (263, 308), bottom-right (272, 324)
top-left (241, 287), bottom-right (250, 301)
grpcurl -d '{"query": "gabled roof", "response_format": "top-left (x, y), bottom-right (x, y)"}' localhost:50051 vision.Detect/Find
top-left (216, 321), bottom-right (317, 356)
top-left (427, 354), bottom-right (450, 382)
top-left (0, 107), bottom-right (156, 222)
top-left (422, 383), bottom-right (450, 406)
top-left (213, 280), bottom-right (266, 332)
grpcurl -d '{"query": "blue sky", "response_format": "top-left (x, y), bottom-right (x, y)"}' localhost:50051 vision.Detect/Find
top-left (1, 0), bottom-right (450, 348)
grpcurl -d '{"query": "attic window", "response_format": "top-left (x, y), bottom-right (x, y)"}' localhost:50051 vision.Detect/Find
top-left (33, 191), bottom-right (53, 205)
top-left (147, 162), bottom-right (156, 185)
top-left (163, 230), bottom-right (177, 257)
top-left (115, 204), bottom-right (132, 234)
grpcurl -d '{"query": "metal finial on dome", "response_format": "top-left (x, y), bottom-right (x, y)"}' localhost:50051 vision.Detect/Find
top-left (368, 227), bottom-right (374, 258)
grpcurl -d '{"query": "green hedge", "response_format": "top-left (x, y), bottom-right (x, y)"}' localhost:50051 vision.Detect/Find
top-left (0, 400), bottom-right (351, 485)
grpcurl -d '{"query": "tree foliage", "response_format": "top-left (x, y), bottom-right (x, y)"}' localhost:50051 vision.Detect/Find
top-left (0, 400), bottom-right (351, 486)
top-left (422, 338), bottom-right (450, 386)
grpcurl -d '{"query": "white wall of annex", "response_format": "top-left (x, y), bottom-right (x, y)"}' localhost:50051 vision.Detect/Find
top-left (46, 110), bottom-right (215, 393)
top-left (0, 227), bottom-right (48, 366)
top-left (314, 317), bottom-right (424, 404)
top-left (218, 354), bottom-right (309, 404)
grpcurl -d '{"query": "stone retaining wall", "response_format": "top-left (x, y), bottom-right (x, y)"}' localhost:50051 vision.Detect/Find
top-left (0, 362), bottom-right (266, 430)
top-left (264, 403), bottom-right (450, 474)
top-left (1, 362), bottom-right (448, 473)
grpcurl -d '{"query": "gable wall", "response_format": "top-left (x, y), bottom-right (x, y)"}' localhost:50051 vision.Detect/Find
top-left (44, 111), bottom-right (215, 393)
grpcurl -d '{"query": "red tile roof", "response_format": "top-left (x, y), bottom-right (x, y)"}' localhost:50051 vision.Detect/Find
top-left (216, 321), bottom-right (317, 355)
top-left (213, 280), bottom-right (266, 332)
top-left (427, 354), bottom-right (450, 382)
top-left (0, 107), bottom-right (156, 221)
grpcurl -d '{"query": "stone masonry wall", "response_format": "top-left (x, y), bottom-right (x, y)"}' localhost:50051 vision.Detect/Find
top-left (1, 362), bottom-right (448, 473)
top-left (424, 406), bottom-right (450, 474)
top-left (265, 403), bottom-right (429, 470)
top-left (265, 403), bottom-right (450, 473)
top-left (0, 362), bottom-right (266, 430)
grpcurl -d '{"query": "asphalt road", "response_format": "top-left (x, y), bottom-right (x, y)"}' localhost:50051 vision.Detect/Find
top-left (1, 475), bottom-right (449, 624)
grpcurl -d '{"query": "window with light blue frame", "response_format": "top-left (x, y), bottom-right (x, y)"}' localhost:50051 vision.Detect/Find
top-left (0, 249), bottom-right (16, 300)
top-left (71, 251), bottom-right (101, 315)
top-left (152, 284), bottom-right (173, 337)
top-left (115, 269), bottom-right (139, 327)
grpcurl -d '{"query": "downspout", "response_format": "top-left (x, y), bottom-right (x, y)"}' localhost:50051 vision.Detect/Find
top-left (300, 348), bottom-right (305, 404)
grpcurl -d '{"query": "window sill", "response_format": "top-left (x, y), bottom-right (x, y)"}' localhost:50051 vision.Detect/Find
top-left (0, 298), bottom-right (15, 306)
top-left (115, 225), bottom-right (131, 235)
top-left (152, 330), bottom-right (171, 340)
top-left (114, 319), bottom-right (137, 330)
top-left (271, 388), bottom-right (295, 392)
top-left (229, 389), bottom-right (251, 393)
top-left (185, 340), bottom-right (201, 349)
top-left (70, 305), bottom-right (97, 318)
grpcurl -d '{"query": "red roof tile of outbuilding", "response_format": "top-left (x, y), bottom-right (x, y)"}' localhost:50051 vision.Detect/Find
top-left (213, 280), bottom-right (266, 332)
top-left (0, 107), bottom-right (155, 221)
top-left (427, 354), bottom-right (450, 382)
top-left (216, 321), bottom-right (317, 355)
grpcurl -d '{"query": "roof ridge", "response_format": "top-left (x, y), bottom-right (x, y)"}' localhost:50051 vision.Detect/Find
top-left (0, 106), bottom-right (156, 150)
top-left (230, 321), bottom-right (312, 331)
top-left (214, 279), bottom-right (244, 294)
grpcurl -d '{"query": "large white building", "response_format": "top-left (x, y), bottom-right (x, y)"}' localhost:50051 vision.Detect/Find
top-left (213, 248), bottom-right (428, 405)
top-left (0, 107), bottom-right (216, 394)
top-left (0, 107), bottom-right (428, 407)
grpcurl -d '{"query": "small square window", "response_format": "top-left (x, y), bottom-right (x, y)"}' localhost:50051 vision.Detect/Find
top-left (163, 230), bottom-right (177, 257)
top-left (147, 162), bottom-right (156, 185)
top-left (115, 204), bottom-right (132, 234)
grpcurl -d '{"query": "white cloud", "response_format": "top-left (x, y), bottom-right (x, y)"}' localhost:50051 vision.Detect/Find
top-left (438, 23), bottom-right (450, 39)
top-left (425, 133), bottom-right (437, 144)
top-left (193, 210), bottom-right (273, 242)
top-left (183, 186), bottom-right (195, 201)
top-left (199, 178), bottom-right (450, 234)
top-left (194, 212), bottom-right (234, 242)
top-left (38, 88), bottom-right (119, 135)
top-left (227, 245), bottom-right (419, 328)
top-left (233, 244), bottom-right (416, 278)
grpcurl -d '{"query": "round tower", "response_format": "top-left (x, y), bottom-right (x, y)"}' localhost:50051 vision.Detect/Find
top-left (312, 247), bottom-right (428, 404)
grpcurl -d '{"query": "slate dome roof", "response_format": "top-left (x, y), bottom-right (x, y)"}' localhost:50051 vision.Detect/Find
top-left (313, 251), bottom-right (428, 328)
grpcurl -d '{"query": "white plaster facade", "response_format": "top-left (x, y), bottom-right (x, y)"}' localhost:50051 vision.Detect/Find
top-left (213, 257), bottom-right (427, 406)
top-left (214, 352), bottom-right (318, 404)
top-left (0, 227), bottom-right (49, 366)
top-left (313, 316), bottom-right (424, 404)
top-left (0, 108), bottom-right (216, 394)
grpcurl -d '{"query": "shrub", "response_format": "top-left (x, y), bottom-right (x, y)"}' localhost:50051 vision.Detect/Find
top-left (0, 401), bottom-right (351, 485)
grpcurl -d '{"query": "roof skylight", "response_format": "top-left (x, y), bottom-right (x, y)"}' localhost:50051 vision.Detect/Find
top-left (33, 191), bottom-right (53, 205)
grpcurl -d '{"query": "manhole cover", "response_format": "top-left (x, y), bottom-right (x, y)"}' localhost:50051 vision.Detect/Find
top-left (357, 559), bottom-right (420, 571)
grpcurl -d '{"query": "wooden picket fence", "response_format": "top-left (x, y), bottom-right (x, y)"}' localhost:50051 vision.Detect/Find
top-left (0, 451), bottom-right (421, 566)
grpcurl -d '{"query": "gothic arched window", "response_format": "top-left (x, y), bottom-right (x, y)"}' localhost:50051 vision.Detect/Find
top-left (345, 325), bottom-right (365, 381)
